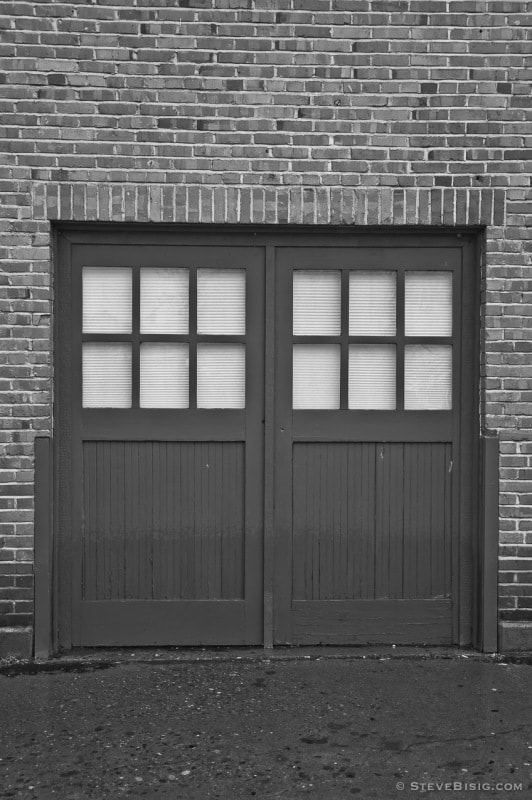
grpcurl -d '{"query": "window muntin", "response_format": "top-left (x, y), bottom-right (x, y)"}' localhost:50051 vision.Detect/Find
top-left (82, 267), bottom-right (246, 409)
top-left (292, 267), bottom-right (453, 411)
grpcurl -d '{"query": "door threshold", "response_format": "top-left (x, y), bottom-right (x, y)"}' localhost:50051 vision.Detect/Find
top-left (13, 643), bottom-right (507, 671)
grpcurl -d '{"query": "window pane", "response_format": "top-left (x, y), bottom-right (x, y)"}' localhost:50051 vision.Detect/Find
top-left (83, 343), bottom-right (131, 408)
top-left (405, 345), bottom-right (452, 410)
top-left (349, 345), bottom-right (396, 409)
top-left (83, 267), bottom-right (132, 333)
top-left (140, 268), bottom-right (188, 334)
top-left (405, 272), bottom-right (452, 336)
top-left (197, 344), bottom-right (245, 408)
top-left (293, 271), bottom-right (341, 336)
top-left (140, 344), bottom-right (189, 408)
top-left (293, 345), bottom-right (340, 409)
top-left (349, 271), bottom-right (396, 336)
top-left (197, 269), bottom-right (245, 335)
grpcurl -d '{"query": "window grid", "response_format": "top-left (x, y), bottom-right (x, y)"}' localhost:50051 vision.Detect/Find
top-left (82, 265), bottom-right (247, 410)
top-left (292, 266), bottom-right (453, 411)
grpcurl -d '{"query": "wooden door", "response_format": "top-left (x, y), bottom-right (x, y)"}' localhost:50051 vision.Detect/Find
top-left (57, 233), bottom-right (264, 646)
top-left (56, 228), bottom-right (477, 649)
top-left (273, 238), bottom-right (477, 645)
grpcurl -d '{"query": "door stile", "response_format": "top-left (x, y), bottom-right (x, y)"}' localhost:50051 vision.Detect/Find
top-left (243, 247), bottom-right (266, 643)
top-left (55, 231), bottom-right (75, 650)
top-left (273, 253), bottom-right (294, 644)
top-left (457, 237), bottom-right (479, 645)
top-left (70, 246), bottom-right (84, 645)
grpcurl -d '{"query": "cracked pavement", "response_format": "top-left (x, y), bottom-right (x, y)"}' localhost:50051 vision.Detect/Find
top-left (0, 654), bottom-right (531, 799)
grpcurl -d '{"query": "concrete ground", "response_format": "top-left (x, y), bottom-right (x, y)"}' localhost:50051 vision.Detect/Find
top-left (0, 648), bottom-right (531, 800)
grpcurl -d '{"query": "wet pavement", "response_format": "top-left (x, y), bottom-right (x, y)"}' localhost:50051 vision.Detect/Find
top-left (0, 651), bottom-right (531, 799)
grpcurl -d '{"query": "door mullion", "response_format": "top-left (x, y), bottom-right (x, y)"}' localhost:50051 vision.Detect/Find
top-left (396, 268), bottom-right (405, 411)
top-left (340, 269), bottom-right (349, 410)
top-left (189, 266), bottom-right (197, 410)
top-left (132, 266), bottom-right (140, 409)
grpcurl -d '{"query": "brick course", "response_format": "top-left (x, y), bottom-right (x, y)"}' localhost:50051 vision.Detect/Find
top-left (0, 0), bottom-right (531, 650)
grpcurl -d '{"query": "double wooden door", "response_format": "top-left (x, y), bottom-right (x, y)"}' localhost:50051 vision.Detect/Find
top-left (56, 228), bottom-right (477, 648)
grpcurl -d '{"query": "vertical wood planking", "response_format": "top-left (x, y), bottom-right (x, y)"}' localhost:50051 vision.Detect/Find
top-left (388, 444), bottom-right (405, 599)
top-left (82, 441), bottom-right (244, 600)
top-left (375, 443), bottom-right (389, 599)
top-left (292, 442), bottom-right (452, 602)
top-left (350, 443), bottom-right (376, 599)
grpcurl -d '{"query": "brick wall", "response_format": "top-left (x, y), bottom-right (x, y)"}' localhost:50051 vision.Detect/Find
top-left (0, 0), bottom-right (531, 651)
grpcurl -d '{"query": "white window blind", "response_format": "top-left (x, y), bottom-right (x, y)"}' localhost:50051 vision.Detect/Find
top-left (293, 345), bottom-right (340, 409)
top-left (140, 344), bottom-right (189, 408)
top-left (405, 271), bottom-right (452, 337)
top-left (293, 271), bottom-right (341, 336)
top-left (197, 269), bottom-right (246, 335)
top-left (349, 345), bottom-right (396, 409)
top-left (83, 267), bottom-right (132, 333)
top-left (82, 343), bottom-right (131, 408)
top-left (405, 345), bottom-right (452, 410)
top-left (140, 268), bottom-right (189, 334)
top-left (197, 344), bottom-right (245, 408)
top-left (349, 271), bottom-right (396, 336)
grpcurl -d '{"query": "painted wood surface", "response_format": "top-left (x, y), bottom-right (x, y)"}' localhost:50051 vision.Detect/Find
top-left (291, 599), bottom-right (452, 645)
top-left (82, 441), bottom-right (244, 601)
top-left (79, 600), bottom-right (246, 646)
top-left (292, 442), bottom-right (452, 602)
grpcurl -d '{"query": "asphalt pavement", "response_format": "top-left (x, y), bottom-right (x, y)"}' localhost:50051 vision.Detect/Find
top-left (0, 648), bottom-right (531, 799)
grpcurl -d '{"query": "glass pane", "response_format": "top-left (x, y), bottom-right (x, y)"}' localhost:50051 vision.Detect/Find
top-left (83, 343), bottom-right (131, 408)
top-left (405, 345), bottom-right (452, 410)
top-left (197, 269), bottom-right (245, 335)
top-left (405, 271), bottom-right (452, 336)
top-left (293, 345), bottom-right (340, 409)
top-left (349, 345), bottom-right (396, 409)
top-left (197, 344), bottom-right (245, 408)
top-left (293, 271), bottom-right (341, 336)
top-left (140, 268), bottom-right (188, 334)
top-left (140, 344), bottom-right (189, 408)
top-left (349, 271), bottom-right (396, 336)
top-left (83, 267), bottom-right (132, 333)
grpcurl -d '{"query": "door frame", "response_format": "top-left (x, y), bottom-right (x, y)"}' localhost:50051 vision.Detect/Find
top-left (52, 224), bottom-right (481, 651)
